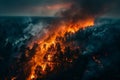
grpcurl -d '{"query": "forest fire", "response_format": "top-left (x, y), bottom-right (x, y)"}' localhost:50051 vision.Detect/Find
top-left (0, 0), bottom-right (119, 80)
top-left (25, 17), bottom-right (95, 80)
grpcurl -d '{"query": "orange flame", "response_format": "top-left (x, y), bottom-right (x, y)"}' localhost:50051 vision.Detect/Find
top-left (26, 17), bottom-right (94, 80)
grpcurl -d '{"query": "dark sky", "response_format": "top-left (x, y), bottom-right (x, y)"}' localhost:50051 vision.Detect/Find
top-left (0, 0), bottom-right (73, 16)
top-left (0, 0), bottom-right (120, 17)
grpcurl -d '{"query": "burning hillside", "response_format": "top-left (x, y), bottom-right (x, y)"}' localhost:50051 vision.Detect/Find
top-left (6, 17), bottom-right (120, 80)
top-left (25, 17), bottom-right (94, 80)
top-left (0, 0), bottom-right (120, 80)
top-left (0, 17), bottom-right (120, 80)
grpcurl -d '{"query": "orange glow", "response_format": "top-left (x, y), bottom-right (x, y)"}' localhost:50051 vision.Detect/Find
top-left (11, 77), bottom-right (16, 80)
top-left (46, 3), bottom-right (72, 10)
top-left (30, 74), bottom-right (35, 79)
top-left (26, 17), bottom-right (94, 80)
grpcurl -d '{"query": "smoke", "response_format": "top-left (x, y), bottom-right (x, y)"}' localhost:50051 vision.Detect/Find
top-left (59, 0), bottom-right (120, 20)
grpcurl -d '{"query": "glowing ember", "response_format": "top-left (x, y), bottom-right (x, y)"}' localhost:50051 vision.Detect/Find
top-left (11, 77), bottom-right (16, 80)
top-left (30, 74), bottom-right (35, 79)
top-left (25, 18), bottom-right (94, 80)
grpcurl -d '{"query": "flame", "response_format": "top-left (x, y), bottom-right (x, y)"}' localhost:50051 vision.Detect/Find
top-left (26, 17), bottom-right (94, 80)
top-left (11, 77), bottom-right (16, 80)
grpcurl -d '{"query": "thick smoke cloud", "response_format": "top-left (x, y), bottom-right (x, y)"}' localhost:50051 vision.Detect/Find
top-left (61, 0), bottom-right (120, 19)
